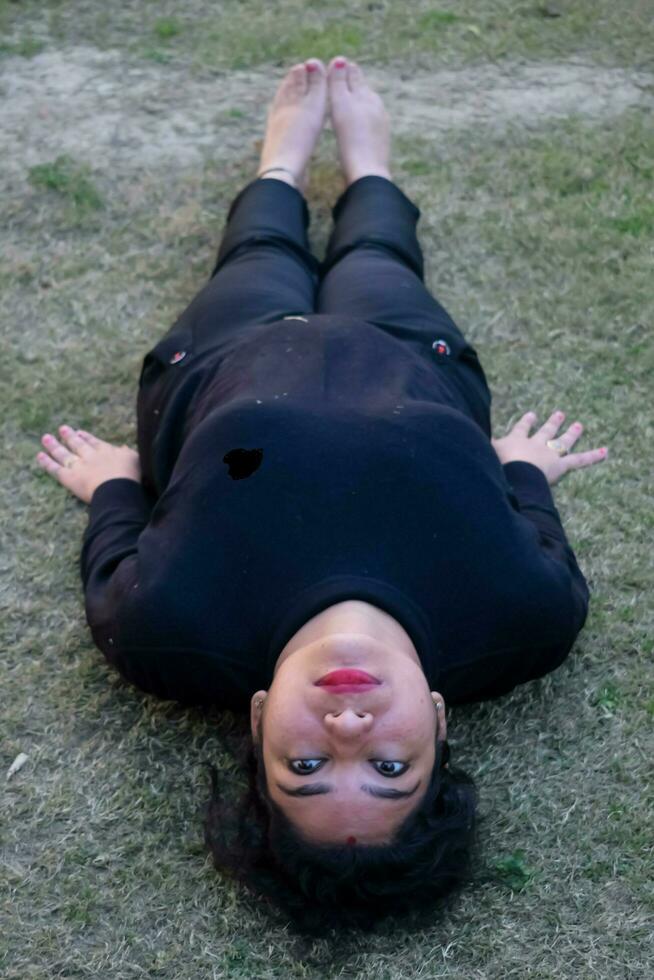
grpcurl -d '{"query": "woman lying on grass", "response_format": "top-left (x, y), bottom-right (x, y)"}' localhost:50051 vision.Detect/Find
top-left (35, 56), bottom-right (608, 933)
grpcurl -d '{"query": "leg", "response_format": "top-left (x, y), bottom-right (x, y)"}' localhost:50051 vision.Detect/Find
top-left (317, 56), bottom-right (463, 333)
top-left (318, 174), bottom-right (450, 333)
top-left (178, 176), bottom-right (319, 352)
top-left (156, 58), bottom-right (329, 357)
top-left (316, 57), bottom-right (492, 435)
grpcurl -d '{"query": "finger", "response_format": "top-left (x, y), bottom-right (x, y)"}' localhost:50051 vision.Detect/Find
top-left (40, 433), bottom-right (77, 467)
top-left (512, 411), bottom-right (538, 436)
top-left (58, 424), bottom-right (93, 456)
top-left (557, 420), bottom-right (585, 453)
top-left (35, 450), bottom-right (73, 487)
top-left (536, 409), bottom-right (566, 442)
top-left (76, 429), bottom-right (102, 447)
top-left (562, 446), bottom-right (608, 472)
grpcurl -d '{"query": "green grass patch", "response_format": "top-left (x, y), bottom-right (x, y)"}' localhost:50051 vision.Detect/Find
top-left (609, 204), bottom-right (654, 237)
top-left (492, 851), bottom-right (537, 891)
top-left (418, 10), bottom-right (461, 29)
top-left (402, 159), bottom-right (433, 176)
top-left (0, 35), bottom-right (45, 56)
top-left (153, 17), bottom-right (183, 40)
top-left (28, 154), bottom-right (104, 212)
top-left (592, 681), bottom-right (623, 712)
top-left (3, 0), bottom-right (653, 71)
top-left (140, 46), bottom-right (174, 64)
top-left (192, 17), bottom-right (364, 70)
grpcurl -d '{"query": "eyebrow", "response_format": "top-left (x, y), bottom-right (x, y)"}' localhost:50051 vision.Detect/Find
top-left (275, 781), bottom-right (422, 800)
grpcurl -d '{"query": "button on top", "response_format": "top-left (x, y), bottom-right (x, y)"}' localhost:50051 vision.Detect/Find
top-left (169, 350), bottom-right (187, 364)
top-left (432, 339), bottom-right (451, 357)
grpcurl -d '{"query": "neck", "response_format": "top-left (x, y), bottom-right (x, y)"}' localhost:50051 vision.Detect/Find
top-left (273, 599), bottom-right (422, 674)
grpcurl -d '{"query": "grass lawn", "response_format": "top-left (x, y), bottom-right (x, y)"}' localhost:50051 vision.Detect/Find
top-left (1, 1), bottom-right (653, 977)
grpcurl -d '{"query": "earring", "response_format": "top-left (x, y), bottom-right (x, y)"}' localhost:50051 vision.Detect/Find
top-left (255, 698), bottom-right (264, 709)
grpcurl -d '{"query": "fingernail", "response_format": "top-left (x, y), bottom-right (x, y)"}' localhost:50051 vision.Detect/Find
top-left (599, 447), bottom-right (607, 455)
top-left (334, 58), bottom-right (346, 68)
top-left (306, 62), bottom-right (318, 72)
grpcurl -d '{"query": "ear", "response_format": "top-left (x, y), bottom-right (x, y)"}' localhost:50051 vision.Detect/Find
top-left (250, 690), bottom-right (267, 740)
top-left (431, 691), bottom-right (447, 742)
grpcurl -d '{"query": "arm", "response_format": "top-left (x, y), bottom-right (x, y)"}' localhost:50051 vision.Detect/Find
top-left (443, 461), bottom-right (589, 704)
top-left (35, 424), bottom-right (154, 668)
top-left (492, 406), bottom-right (606, 626)
top-left (80, 478), bottom-right (154, 660)
top-left (458, 406), bottom-right (608, 701)
top-left (502, 459), bottom-right (590, 635)
top-left (36, 424), bottom-right (253, 707)
top-left (82, 484), bottom-right (255, 708)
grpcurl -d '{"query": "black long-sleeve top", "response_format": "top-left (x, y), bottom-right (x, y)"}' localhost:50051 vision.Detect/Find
top-left (80, 315), bottom-right (589, 710)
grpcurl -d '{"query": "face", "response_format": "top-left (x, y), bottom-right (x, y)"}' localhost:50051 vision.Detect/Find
top-left (250, 634), bottom-right (446, 845)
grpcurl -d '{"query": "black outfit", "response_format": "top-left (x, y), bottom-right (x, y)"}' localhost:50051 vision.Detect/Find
top-left (80, 176), bottom-right (589, 709)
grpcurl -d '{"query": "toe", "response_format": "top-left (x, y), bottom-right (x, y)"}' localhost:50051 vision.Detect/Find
top-left (289, 63), bottom-right (308, 94)
top-left (328, 55), bottom-right (349, 84)
top-left (346, 60), bottom-right (363, 91)
top-left (305, 57), bottom-right (326, 81)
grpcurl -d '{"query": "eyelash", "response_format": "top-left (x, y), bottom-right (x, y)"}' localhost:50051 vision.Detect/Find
top-left (288, 759), bottom-right (410, 777)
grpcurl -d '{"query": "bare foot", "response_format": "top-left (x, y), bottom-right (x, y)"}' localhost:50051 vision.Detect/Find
top-left (327, 56), bottom-right (391, 187)
top-left (257, 58), bottom-right (328, 194)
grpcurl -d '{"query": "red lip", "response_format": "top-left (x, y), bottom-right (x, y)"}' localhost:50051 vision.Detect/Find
top-left (315, 684), bottom-right (379, 694)
top-left (315, 669), bottom-right (381, 687)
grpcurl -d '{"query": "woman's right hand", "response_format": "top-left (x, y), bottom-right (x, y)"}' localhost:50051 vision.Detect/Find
top-left (491, 409), bottom-right (608, 486)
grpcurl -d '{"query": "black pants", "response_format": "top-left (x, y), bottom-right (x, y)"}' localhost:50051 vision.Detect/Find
top-left (139, 175), bottom-right (491, 441)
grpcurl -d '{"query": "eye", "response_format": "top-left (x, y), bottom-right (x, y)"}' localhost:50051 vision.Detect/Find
top-left (371, 760), bottom-right (409, 777)
top-left (288, 758), bottom-right (325, 775)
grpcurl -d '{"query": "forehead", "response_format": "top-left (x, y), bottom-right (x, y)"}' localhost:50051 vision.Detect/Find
top-left (271, 784), bottom-right (428, 844)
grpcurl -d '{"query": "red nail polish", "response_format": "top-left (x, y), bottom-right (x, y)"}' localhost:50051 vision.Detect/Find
top-left (334, 58), bottom-right (346, 68)
top-left (306, 62), bottom-right (317, 72)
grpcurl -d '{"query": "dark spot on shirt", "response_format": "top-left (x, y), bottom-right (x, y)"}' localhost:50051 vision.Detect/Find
top-left (223, 447), bottom-right (263, 480)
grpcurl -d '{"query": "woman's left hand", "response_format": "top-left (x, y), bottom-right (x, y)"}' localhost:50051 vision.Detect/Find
top-left (36, 425), bottom-right (141, 504)
top-left (491, 409), bottom-right (608, 486)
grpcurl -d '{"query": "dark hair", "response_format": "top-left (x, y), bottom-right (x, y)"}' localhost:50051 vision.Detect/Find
top-left (204, 727), bottom-right (478, 934)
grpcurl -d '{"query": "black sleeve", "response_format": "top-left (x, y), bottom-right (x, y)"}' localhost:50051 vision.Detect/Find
top-left (502, 460), bottom-right (590, 635)
top-left (79, 477), bottom-right (154, 667)
top-left (443, 461), bottom-right (591, 704)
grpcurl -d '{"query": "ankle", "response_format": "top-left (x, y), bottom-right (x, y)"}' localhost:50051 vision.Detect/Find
top-left (344, 166), bottom-right (392, 188)
top-left (257, 166), bottom-right (297, 188)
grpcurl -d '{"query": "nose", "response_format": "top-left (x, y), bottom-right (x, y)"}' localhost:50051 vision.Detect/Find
top-left (324, 708), bottom-right (374, 737)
